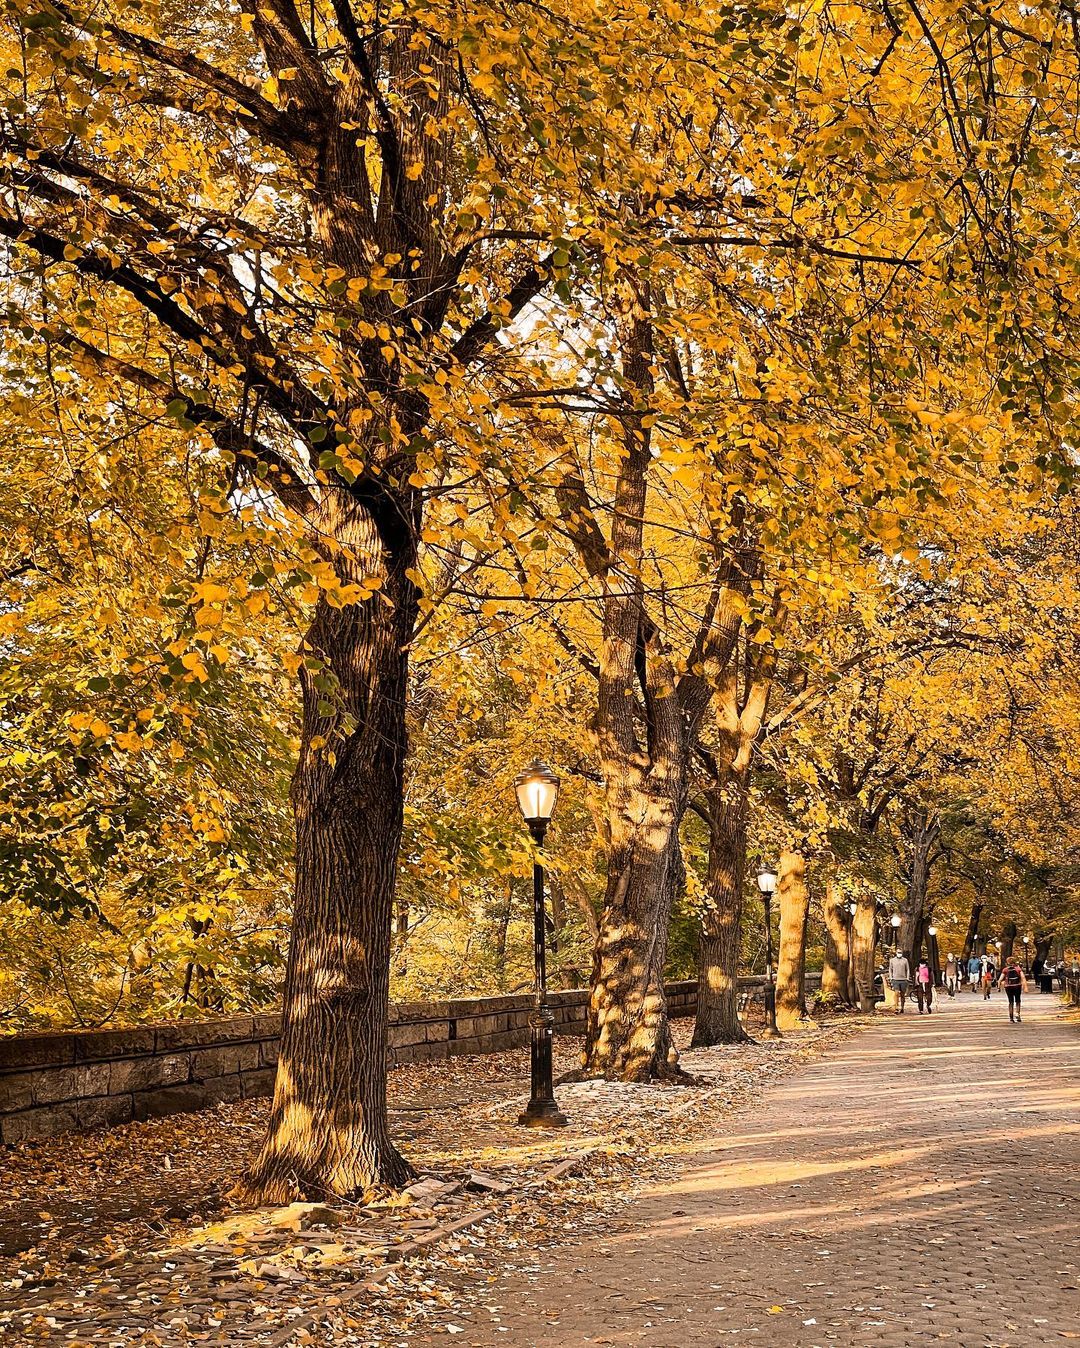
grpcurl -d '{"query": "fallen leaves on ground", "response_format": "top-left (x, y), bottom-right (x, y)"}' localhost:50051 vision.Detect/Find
top-left (0, 1013), bottom-right (862, 1345)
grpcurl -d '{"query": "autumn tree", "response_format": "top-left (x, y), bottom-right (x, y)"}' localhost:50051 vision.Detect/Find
top-left (0, 0), bottom-right (720, 1195)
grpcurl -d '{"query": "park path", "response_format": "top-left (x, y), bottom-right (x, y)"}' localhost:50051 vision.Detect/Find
top-left (420, 989), bottom-right (1080, 1347)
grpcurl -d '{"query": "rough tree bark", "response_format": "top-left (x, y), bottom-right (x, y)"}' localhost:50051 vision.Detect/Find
top-left (898, 806), bottom-right (939, 961)
top-left (691, 599), bottom-right (784, 1046)
top-left (775, 851), bottom-right (810, 1030)
top-left (820, 880), bottom-right (851, 1005)
top-left (1000, 920), bottom-right (1017, 962)
top-left (240, 495), bottom-right (419, 1200)
top-left (852, 891), bottom-right (878, 1013)
top-left (961, 898), bottom-right (984, 965)
top-left (691, 767), bottom-right (752, 1046)
top-left (573, 290), bottom-right (769, 1077)
top-left (581, 291), bottom-right (690, 1080)
top-left (1034, 931), bottom-right (1053, 970)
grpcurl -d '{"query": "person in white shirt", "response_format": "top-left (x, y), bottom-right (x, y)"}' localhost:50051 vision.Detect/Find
top-left (888, 950), bottom-right (911, 1014)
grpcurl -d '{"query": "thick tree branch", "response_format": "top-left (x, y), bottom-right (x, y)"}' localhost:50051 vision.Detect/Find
top-left (448, 252), bottom-right (557, 365)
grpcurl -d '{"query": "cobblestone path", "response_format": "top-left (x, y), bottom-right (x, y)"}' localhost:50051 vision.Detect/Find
top-left (423, 990), bottom-right (1080, 1346)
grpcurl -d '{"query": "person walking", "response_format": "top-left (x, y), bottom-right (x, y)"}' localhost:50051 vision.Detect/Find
top-left (967, 953), bottom-right (981, 991)
top-left (1000, 956), bottom-right (1027, 1022)
top-left (915, 960), bottom-right (934, 1013)
top-left (945, 954), bottom-right (958, 995)
top-left (981, 955), bottom-right (994, 999)
top-left (888, 949), bottom-right (910, 1014)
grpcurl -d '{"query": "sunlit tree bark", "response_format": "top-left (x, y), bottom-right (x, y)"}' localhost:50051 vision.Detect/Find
top-left (775, 850), bottom-right (810, 1030)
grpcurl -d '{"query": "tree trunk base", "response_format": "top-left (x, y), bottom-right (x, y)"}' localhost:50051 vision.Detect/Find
top-left (233, 1143), bottom-right (415, 1209)
top-left (690, 1018), bottom-right (751, 1047)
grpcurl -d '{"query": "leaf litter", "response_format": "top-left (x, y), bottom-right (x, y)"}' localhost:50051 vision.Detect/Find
top-left (0, 1013), bottom-right (860, 1345)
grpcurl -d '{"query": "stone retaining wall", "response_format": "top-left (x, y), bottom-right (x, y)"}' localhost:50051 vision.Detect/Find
top-left (0, 975), bottom-right (802, 1144)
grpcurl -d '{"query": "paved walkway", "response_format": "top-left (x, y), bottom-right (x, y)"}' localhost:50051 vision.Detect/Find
top-left (424, 990), bottom-right (1080, 1346)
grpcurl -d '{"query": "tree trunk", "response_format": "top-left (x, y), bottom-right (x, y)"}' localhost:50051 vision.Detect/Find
top-left (852, 891), bottom-right (878, 1013)
top-left (820, 880), bottom-right (850, 1005)
top-left (579, 290), bottom-right (691, 1081)
top-left (239, 496), bottom-right (416, 1203)
top-left (899, 807), bottom-right (938, 962)
top-left (961, 899), bottom-right (983, 965)
top-left (1000, 920), bottom-right (1017, 962)
top-left (692, 767), bottom-right (751, 1046)
top-left (910, 910), bottom-right (926, 970)
top-left (1034, 931), bottom-right (1053, 970)
top-left (775, 850), bottom-right (810, 1030)
top-left (583, 778), bottom-right (684, 1078)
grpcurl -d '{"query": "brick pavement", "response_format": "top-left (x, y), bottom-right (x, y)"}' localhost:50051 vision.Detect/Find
top-left (419, 988), bottom-right (1080, 1346)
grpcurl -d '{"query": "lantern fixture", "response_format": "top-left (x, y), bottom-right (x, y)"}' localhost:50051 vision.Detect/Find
top-left (756, 866), bottom-right (778, 896)
top-left (514, 760), bottom-right (560, 831)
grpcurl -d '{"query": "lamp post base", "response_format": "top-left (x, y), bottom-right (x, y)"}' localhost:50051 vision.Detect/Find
top-left (518, 1098), bottom-right (568, 1128)
top-left (761, 981), bottom-right (782, 1039)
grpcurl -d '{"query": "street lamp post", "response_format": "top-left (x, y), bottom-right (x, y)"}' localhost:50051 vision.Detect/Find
top-left (846, 900), bottom-right (858, 1006)
top-left (513, 760), bottom-right (567, 1128)
top-left (927, 924), bottom-right (940, 987)
top-left (1023, 934), bottom-right (1031, 974)
top-left (757, 866), bottom-right (781, 1039)
top-left (887, 914), bottom-right (902, 1012)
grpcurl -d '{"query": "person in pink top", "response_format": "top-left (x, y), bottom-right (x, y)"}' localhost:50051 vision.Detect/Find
top-left (915, 960), bottom-right (934, 1014)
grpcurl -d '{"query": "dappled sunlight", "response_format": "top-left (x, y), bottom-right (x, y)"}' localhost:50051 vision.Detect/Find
top-left (431, 994), bottom-right (1080, 1346)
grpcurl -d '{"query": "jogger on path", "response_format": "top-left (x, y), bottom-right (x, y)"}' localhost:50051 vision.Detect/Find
top-left (1001, 956), bottom-right (1027, 1022)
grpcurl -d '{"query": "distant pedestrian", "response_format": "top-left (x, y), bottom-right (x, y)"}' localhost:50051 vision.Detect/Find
top-left (945, 955), bottom-right (957, 994)
top-left (889, 950), bottom-right (910, 1014)
top-left (967, 954), bottom-right (981, 991)
top-left (1001, 957), bottom-right (1027, 1023)
top-left (981, 959), bottom-right (994, 999)
top-left (915, 960), bottom-right (934, 1014)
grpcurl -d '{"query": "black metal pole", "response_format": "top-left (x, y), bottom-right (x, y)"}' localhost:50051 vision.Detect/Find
top-left (761, 890), bottom-right (781, 1039)
top-left (519, 819), bottom-right (567, 1127)
top-left (846, 917), bottom-right (855, 1005)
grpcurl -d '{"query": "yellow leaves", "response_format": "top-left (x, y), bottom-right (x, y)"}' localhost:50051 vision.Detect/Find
top-left (181, 652), bottom-right (209, 682)
top-left (188, 808), bottom-right (226, 843)
top-left (193, 581), bottom-right (229, 604)
top-left (68, 712), bottom-right (110, 740)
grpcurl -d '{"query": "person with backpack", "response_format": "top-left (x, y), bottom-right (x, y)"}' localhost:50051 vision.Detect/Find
top-left (1000, 957), bottom-right (1027, 1023)
top-left (915, 960), bottom-right (934, 1014)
